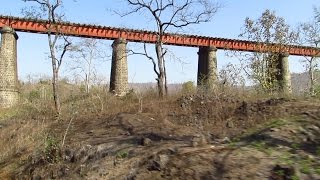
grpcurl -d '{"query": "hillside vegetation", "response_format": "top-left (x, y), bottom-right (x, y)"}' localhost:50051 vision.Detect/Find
top-left (0, 81), bottom-right (320, 179)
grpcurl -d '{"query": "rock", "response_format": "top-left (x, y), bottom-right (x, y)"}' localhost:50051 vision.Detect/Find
top-left (121, 131), bottom-right (131, 136)
top-left (221, 137), bottom-right (231, 144)
top-left (192, 140), bottom-right (198, 147)
top-left (307, 154), bottom-right (315, 160)
top-left (181, 103), bottom-right (187, 111)
top-left (166, 147), bottom-right (177, 154)
top-left (306, 132), bottom-right (316, 142)
top-left (148, 154), bottom-right (170, 171)
top-left (298, 126), bottom-right (308, 134)
top-left (86, 130), bottom-right (94, 134)
top-left (307, 125), bottom-right (320, 131)
top-left (57, 166), bottom-right (68, 177)
top-left (191, 134), bottom-right (207, 147)
top-left (158, 154), bottom-right (169, 168)
top-left (310, 174), bottom-right (320, 180)
top-left (74, 145), bottom-right (92, 162)
top-left (141, 137), bottom-right (152, 146)
top-left (32, 175), bottom-right (42, 180)
top-left (77, 164), bottom-right (86, 176)
top-left (270, 128), bottom-right (279, 132)
top-left (226, 120), bottom-right (234, 128)
top-left (289, 129), bottom-right (296, 134)
top-left (64, 148), bottom-right (75, 162)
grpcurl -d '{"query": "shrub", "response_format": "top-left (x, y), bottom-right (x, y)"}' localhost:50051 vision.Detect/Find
top-left (28, 90), bottom-right (41, 102)
top-left (44, 134), bottom-right (60, 163)
top-left (181, 81), bottom-right (196, 94)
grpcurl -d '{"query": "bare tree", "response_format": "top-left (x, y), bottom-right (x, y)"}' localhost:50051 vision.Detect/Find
top-left (22, 0), bottom-right (73, 115)
top-left (239, 9), bottom-right (299, 93)
top-left (118, 0), bottom-right (220, 97)
top-left (298, 9), bottom-right (320, 96)
top-left (68, 39), bottom-right (108, 94)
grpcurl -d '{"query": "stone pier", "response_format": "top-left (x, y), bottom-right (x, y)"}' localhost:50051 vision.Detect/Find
top-left (197, 46), bottom-right (218, 90)
top-left (0, 26), bottom-right (19, 108)
top-left (277, 52), bottom-right (292, 94)
top-left (109, 38), bottom-right (128, 96)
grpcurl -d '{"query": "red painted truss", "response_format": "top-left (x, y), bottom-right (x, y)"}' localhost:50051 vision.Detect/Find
top-left (0, 15), bottom-right (319, 57)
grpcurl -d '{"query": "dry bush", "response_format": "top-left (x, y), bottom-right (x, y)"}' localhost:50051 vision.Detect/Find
top-left (0, 104), bottom-right (55, 177)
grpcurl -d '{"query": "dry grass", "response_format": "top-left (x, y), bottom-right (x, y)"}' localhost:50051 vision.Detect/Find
top-left (0, 83), bottom-right (161, 174)
top-left (1, 80), bottom-right (319, 178)
top-left (0, 106), bottom-right (53, 177)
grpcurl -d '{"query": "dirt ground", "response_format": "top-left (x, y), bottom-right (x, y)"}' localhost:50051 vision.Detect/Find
top-left (1, 95), bottom-right (320, 179)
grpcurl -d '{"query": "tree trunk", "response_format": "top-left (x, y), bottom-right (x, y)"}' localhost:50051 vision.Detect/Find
top-left (164, 59), bottom-right (168, 96)
top-left (155, 42), bottom-right (165, 97)
top-left (48, 34), bottom-right (61, 115)
top-left (52, 68), bottom-right (61, 114)
top-left (85, 74), bottom-right (90, 94)
top-left (309, 59), bottom-right (315, 96)
top-left (86, 53), bottom-right (93, 94)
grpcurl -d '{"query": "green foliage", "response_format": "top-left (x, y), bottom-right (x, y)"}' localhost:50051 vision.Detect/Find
top-left (314, 84), bottom-right (320, 97)
top-left (267, 119), bottom-right (287, 128)
top-left (181, 81), bottom-right (196, 94)
top-left (277, 151), bottom-right (295, 165)
top-left (234, 118), bottom-right (285, 142)
top-left (0, 108), bottom-right (19, 121)
top-left (240, 10), bottom-right (298, 93)
top-left (79, 84), bottom-right (87, 94)
top-left (291, 175), bottom-right (300, 180)
top-left (317, 146), bottom-right (320, 156)
top-left (250, 141), bottom-right (273, 155)
top-left (28, 90), bottom-right (41, 102)
top-left (274, 169), bottom-right (285, 176)
top-left (291, 143), bottom-right (301, 150)
top-left (277, 151), bottom-right (316, 175)
top-left (228, 141), bottom-right (237, 148)
top-left (116, 150), bottom-right (128, 159)
top-left (44, 134), bottom-right (60, 163)
top-left (315, 166), bottom-right (320, 175)
top-left (300, 159), bottom-right (312, 174)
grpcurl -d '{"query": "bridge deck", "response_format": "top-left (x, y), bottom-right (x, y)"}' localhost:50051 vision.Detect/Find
top-left (0, 15), bottom-right (319, 57)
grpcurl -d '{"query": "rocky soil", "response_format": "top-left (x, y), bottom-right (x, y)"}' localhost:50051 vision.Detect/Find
top-left (1, 96), bottom-right (320, 179)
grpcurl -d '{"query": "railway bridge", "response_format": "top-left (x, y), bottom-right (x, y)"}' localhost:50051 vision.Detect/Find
top-left (0, 15), bottom-right (319, 108)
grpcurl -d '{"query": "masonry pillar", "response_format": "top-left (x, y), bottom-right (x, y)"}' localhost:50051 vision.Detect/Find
top-left (197, 46), bottom-right (218, 90)
top-left (277, 52), bottom-right (292, 94)
top-left (0, 26), bottom-right (19, 108)
top-left (109, 38), bottom-right (128, 96)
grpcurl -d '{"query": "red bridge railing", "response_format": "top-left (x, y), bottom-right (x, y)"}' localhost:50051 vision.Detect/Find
top-left (0, 15), bottom-right (319, 57)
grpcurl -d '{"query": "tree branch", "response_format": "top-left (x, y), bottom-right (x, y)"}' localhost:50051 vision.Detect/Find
top-left (128, 43), bottom-right (160, 76)
top-left (57, 36), bottom-right (71, 71)
top-left (23, 0), bottom-right (47, 6)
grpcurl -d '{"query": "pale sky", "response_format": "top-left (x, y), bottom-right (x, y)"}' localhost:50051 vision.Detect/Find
top-left (0, 0), bottom-right (318, 83)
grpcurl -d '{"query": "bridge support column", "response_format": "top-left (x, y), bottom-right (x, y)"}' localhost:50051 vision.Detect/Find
top-left (197, 46), bottom-right (217, 90)
top-left (0, 26), bottom-right (19, 108)
top-left (277, 52), bottom-right (292, 95)
top-left (109, 38), bottom-right (128, 96)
